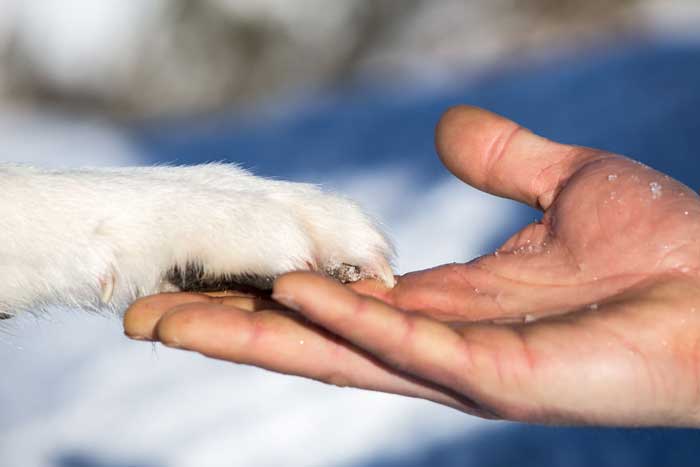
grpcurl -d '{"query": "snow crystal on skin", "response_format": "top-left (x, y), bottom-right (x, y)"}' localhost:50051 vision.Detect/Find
top-left (607, 174), bottom-right (618, 181)
top-left (649, 181), bottom-right (663, 199)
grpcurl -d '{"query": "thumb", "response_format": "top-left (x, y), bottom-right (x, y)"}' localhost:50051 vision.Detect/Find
top-left (435, 106), bottom-right (602, 210)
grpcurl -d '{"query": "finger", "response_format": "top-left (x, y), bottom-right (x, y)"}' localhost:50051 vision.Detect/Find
top-left (124, 292), bottom-right (282, 340)
top-left (273, 272), bottom-right (472, 392)
top-left (274, 272), bottom-right (668, 425)
top-left (347, 278), bottom-right (393, 301)
top-left (435, 105), bottom-right (605, 210)
top-left (347, 260), bottom-right (581, 323)
top-left (153, 301), bottom-right (490, 415)
top-left (215, 295), bottom-right (285, 311)
top-left (450, 297), bottom-right (685, 426)
top-left (383, 259), bottom-right (642, 323)
top-left (124, 293), bottom-right (212, 340)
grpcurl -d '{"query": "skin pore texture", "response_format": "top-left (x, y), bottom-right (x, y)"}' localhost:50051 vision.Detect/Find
top-left (124, 106), bottom-right (700, 427)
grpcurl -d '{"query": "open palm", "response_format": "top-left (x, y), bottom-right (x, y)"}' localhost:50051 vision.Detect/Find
top-left (125, 106), bottom-right (700, 426)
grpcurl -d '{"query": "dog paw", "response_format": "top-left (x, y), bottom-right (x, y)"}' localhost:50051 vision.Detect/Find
top-left (0, 164), bottom-right (394, 315)
top-left (97, 164), bottom-right (395, 305)
top-left (153, 170), bottom-right (395, 295)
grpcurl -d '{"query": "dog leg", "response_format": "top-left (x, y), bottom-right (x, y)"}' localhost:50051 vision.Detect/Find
top-left (0, 164), bottom-right (394, 315)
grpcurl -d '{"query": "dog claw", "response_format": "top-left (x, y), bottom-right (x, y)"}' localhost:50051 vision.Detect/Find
top-left (325, 258), bottom-right (395, 288)
top-left (99, 272), bottom-right (116, 304)
top-left (374, 257), bottom-right (396, 288)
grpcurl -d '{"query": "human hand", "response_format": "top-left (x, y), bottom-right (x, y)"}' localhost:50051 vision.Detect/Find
top-left (124, 106), bottom-right (700, 426)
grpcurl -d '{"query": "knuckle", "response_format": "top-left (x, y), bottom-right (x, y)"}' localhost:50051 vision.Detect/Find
top-left (320, 372), bottom-right (352, 388)
top-left (352, 295), bottom-right (372, 316)
top-left (483, 123), bottom-right (522, 184)
top-left (155, 303), bottom-right (207, 343)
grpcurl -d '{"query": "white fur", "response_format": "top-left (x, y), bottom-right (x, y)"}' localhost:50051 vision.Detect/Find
top-left (0, 163), bottom-right (394, 316)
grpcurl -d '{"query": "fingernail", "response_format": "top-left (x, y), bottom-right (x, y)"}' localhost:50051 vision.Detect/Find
top-left (271, 293), bottom-right (301, 312)
top-left (124, 331), bottom-right (152, 341)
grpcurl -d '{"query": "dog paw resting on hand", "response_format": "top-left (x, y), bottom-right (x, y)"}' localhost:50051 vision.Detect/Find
top-left (0, 163), bottom-right (394, 317)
